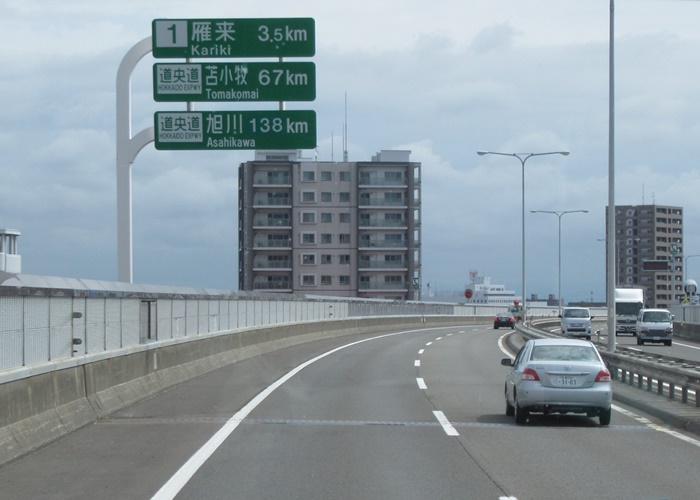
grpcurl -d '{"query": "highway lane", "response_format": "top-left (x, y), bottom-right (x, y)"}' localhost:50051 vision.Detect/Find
top-left (2, 324), bottom-right (700, 499)
top-left (565, 320), bottom-right (700, 363)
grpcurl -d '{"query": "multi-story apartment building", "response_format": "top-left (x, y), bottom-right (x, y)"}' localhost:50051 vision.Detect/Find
top-left (238, 150), bottom-right (421, 300)
top-left (606, 204), bottom-right (683, 308)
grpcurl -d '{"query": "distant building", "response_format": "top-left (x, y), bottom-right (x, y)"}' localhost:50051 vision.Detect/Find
top-left (238, 150), bottom-right (421, 299)
top-left (0, 229), bottom-right (21, 274)
top-left (605, 204), bottom-right (683, 308)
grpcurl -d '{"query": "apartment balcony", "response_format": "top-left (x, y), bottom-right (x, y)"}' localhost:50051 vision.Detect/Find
top-left (358, 261), bottom-right (408, 271)
top-left (253, 281), bottom-right (292, 292)
top-left (358, 282), bottom-right (408, 292)
top-left (358, 176), bottom-right (408, 188)
top-left (253, 238), bottom-right (292, 249)
top-left (253, 261), bottom-right (292, 271)
top-left (252, 174), bottom-right (292, 186)
top-left (253, 216), bottom-right (291, 229)
top-left (358, 219), bottom-right (407, 229)
top-left (357, 199), bottom-right (407, 208)
top-left (252, 198), bottom-right (292, 208)
top-left (358, 240), bottom-right (408, 250)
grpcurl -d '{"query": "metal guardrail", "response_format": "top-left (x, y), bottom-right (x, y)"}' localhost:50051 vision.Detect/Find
top-left (518, 319), bottom-right (700, 408)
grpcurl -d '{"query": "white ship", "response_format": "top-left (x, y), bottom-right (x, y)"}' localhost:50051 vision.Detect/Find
top-left (465, 272), bottom-right (521, 306)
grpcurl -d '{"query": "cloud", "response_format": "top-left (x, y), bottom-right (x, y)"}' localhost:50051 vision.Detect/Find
top-left (2, 0), bottom-right (700, 301)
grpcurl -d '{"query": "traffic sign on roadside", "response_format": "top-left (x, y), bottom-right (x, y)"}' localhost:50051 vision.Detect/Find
top-left (152, 18), bottom-right (315, 58)
top-left (154, 110), bottom-right (317, 150)
top-left (153, 62), bottom-right (316, 102)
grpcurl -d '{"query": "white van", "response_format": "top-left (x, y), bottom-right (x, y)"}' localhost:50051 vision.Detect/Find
top-left (559, 307), bottom-right (592, 340)
top-left (635, 308), bottom-right (674, 346)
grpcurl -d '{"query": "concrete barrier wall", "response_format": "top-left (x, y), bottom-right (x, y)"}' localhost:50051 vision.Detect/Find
top-left (0, 315), bottom-right (484, 467)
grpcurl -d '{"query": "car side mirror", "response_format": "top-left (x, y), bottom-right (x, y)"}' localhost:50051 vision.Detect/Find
top-left (558, 314), bottom-right (562, 318)
top-left (501, 358), bottom-right (513, 367)
top-left (590, 316), bottom-right (594, 320)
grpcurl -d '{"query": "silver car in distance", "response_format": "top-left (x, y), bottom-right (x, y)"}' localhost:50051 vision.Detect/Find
top-left (501, 338), bottom-right (612, 426)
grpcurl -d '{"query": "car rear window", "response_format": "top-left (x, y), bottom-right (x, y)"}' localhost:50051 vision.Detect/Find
top-left (530, 345), bottom-right (599, 362)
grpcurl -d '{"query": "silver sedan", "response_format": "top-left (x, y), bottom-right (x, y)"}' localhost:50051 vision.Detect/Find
top-left (501, 338), bottom-right (612, 425)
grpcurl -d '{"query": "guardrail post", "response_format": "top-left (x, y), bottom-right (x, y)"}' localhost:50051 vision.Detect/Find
top-left (657, 379), bottom-right (664, 396)
top-left (668, 382), bottom-right (675, 400)
top-left (682, 386), bottom-right (688, 404)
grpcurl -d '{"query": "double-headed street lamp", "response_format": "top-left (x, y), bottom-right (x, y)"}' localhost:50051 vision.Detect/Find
top-left (476, 150), bottom-right (570, 321)
top-left (531, 210), bottom-right (588, 316)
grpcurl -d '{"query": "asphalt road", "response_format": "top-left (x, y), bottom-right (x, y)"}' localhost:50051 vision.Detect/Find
top-left (1, 324), bottom-right (700, 499)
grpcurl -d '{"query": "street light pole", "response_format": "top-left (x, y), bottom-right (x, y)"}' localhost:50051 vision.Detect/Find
top-left (477, 150), bottom-right (570, 322)
top-left (685, 255), bottom-right (700, 285)
top-left (532, 210), bottom-right (588, 316)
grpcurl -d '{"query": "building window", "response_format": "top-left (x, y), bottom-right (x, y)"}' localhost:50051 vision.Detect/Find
top-left (302, 274), bottom-right (316, 286)
top-left (339, 213), bottom-right (351, 223)
top-left (302, 191), bottom-right (316, 203)
top-left (321, 254), bottom-right (332, 264)
top-left (302, 171), bottom-right (315, 182)
top-left (321, 171), bottom-right (332, 181)
top-left (385, 171), bottom-right (403, 182)
top-left (321, 233), bottom-right (332, 244)
top-left (385, 213), bottom-right (402, 224)
top-left (321, 192), bottom-right (332, 202)
top-left (302, 253), bottom-right (316, 265)
top-left (301, 232), bottom-right (316, 244)
top-left (321, 213), bottom-right (332, 223)
top-left (340, 171), bottom-right (351, 181)
top-left (321, 275), bottom-right (332, 285)
top-left (385, 275), bottom-right (402, 284)
top-left (385, 233), bottom-right (402, 245)
top-left (339, 254), bottom-right (350, 265)
top-left (301, 211), bottom-right (316, 223)
top-left (339, 275), bottom-right (350, 285)
top-left (339, 192), bottom-right (350, 202)
top-left (339, 234), bottom-right (350, 244)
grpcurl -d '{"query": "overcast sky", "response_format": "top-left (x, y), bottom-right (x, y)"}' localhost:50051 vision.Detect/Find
top-left (2, 0), bottom-right (700, 303)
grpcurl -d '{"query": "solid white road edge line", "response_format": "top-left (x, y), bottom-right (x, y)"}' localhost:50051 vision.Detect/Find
top-left (152, 325), bottom-right (459, 500)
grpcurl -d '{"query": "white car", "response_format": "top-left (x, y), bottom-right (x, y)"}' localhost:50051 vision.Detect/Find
top-left (636, 308), bottom-right (674, 346)
top-left (501, 338), bottom-right (612, 426)
top-left (559, 307), bottom-right (592, 340)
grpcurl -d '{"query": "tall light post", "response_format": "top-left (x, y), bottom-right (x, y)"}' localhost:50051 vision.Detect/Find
top-left (532, 210), bottom-right (588, 316)
top-left (476, 150), bottom-right (570, 322)
top-left (685, 255), bottom-right (700, 285)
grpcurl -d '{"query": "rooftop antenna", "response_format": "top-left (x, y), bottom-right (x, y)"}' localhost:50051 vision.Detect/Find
top-left (343, 92), bottom-right (349, 162)
top-left (331, 130), bottom-right (334, 162)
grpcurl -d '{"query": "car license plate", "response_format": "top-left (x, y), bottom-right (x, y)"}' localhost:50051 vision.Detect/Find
top-left (557, 376), bottom-right (577, 386)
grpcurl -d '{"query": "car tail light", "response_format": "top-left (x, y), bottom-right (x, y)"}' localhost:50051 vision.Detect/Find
top-left (595, 369), bottom-right (611, 382)
top-left (522, 367), bottom-right (540, 381)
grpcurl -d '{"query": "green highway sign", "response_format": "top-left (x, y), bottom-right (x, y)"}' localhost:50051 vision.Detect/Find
top-left (154, 110), bottom-right (317, 150)
top-left (153, 62), bottom-right (315, 102)
top-left (152, 18), bottom-right (315, 58)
